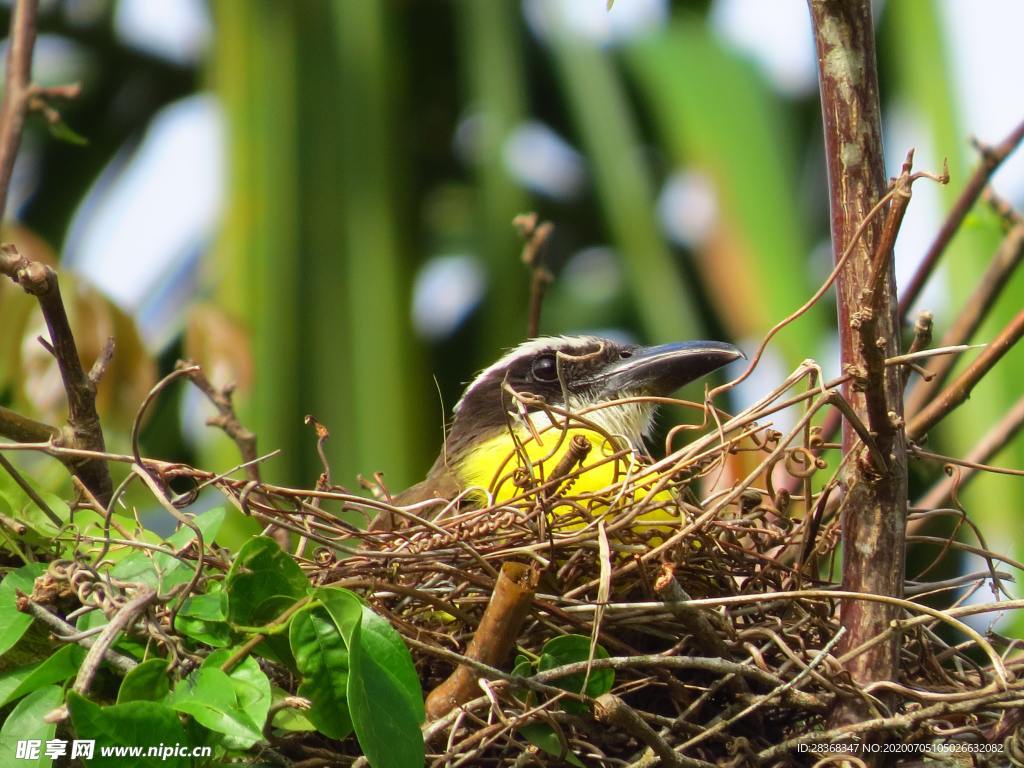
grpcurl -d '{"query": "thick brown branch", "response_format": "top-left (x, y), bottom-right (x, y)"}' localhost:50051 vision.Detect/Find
top-left (424, 561), bottom-right (538, 720)
top-left (808, 0), bottom-right (908, 732)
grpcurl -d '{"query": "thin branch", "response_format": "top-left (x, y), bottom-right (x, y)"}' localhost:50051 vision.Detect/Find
top-left (906, 222), bottom-right (1024, 415)
top-left (0, 0), bottom-right (38, 220)
top-left (915, 393), bottom-right (1024, 509)
top-left (513, 213), bottom-right (553, 339)
top-left (899, 117), bottom-right (1024, 318)
top-left (18, 598), bottom-right (138, 675)
top-left (908, 309), bottom-right (1024, 441)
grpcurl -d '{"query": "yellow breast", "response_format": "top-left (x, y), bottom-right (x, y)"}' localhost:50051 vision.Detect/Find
top-left (454, 425), bottom-right (682, 542)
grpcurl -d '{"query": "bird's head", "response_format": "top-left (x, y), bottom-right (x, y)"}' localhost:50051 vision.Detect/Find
top-left (446, 336), bottom-right (742, 460)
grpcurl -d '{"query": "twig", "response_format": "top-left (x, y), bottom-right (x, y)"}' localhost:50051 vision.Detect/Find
top-left (0, 452), bottom-right (62, 526)
top-left (17, 598), bottom-right (138, 675)
top-left (0, 404), bottom-right (60, 443)
top-left (677, 627), bottom-right (846, 753)
top-left (0, 0), bottom-right (37, 220)
top-left (594, 693), bottom-right (689, 768)
top-left (906, 223), bottom-right (1024, 414)
top-left (899, 117), bottom-right (1024, 318)
top-left (915, 394), bottom-right (1024, 509)
top-left (908, 309), bottom-right (1024, 441)
top-left (71, 586), bottom-right (157, 696)
top-left (513, 213), bottom-right (554, 339)
top-left (0, 245), bottom-right (113, 504)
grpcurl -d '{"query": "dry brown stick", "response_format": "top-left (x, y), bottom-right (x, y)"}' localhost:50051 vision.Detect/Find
top-left (898, 117), bottom-right (1024, 319)
top-left (915, 393), bottom-right (1024, 510)
top-left (71, 585), bottom-right (157, 696)
top-left (0, 245), bottom-right (113, 504)
top-left (18, 598), bottom-right (137, 675)
top-left (906, 223), bottom-right (1024, 416)
top-left (176, 359), bottom-right (289, 548)
top-left (908, 309), bottom-right (1024, 441)
top-left (513, 213), bottom-right (553, 339)
top-left (0, 0), bottom-right (37, 220)
top-left (594, 693), bottom-right (688, 768)
top-left (0, 404), bottom-right (59, 443)
top-left (425, 561), bottom-right (539, 720)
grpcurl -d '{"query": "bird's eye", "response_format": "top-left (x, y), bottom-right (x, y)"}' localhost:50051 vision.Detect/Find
top-left (619, 349), bottom-right (633, 359)
top-left (532, 353), bottom-right (559, 382)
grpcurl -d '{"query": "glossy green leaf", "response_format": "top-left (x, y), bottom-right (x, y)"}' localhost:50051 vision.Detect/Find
top-left (174, 591), bottom-right (231, 647)
top-left (225, 536), bottom-right (309, 627)
top-left (0, 685), bottom-right (63, 767)
top-left (67, 693), bottom-right (190, 768)
top-left (316, 587), bottom-right (424, 723)
top-left (169, 666), bottom-right (263, 746)
top-left (345, 606), bottom-right (424, 768)
top-left (538, 634), bottom-right (613, 714)
top-left (117, 658), bottom-right (170, 704)
top-left (288, 605), bottom-right (352, 740)
top-left (203, 649), bottom-right (272, 745)
top-left (0, 645), bottom-right (84, 707)
top-left (518, 722), bottom-right (585, 767)
top-left (110, 507), bottom-right (225, 592)
top-left (0, 563), bottom-right (46, 656)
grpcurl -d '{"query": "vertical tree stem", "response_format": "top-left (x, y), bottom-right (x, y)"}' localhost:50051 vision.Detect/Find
top-left (807, 0), bottom-right (908, 729)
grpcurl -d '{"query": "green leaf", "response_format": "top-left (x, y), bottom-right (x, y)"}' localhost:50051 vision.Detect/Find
top-left (270, 684), bottom-right (316, 733)
top-left (169, 666), bottom-right (263, 746)
top-left (117, 658), bottom-right (170, 704)
top-left (2, 489), bottom-right (69, 540)
top-left (316, 587), bottom-right (424, 723)
top-left (0, 685), bottom-right (63, 767)
top-left (288, 605), bottom-right (352, 739)
top-left (202, 649), bottom-right (272, 748)
top-left (110, 507), bottom-right (225, 592)
top-left (48, 119), bottom-right (89, 146)
top-left (225, 536), bottom-right (309, 627)
top-left (538, 635), bottom-right (613, 714)
top-left (518, 722), bottom-right (585, 767)
top-left (0, 644), bottom-right (84, 707)
top-left (0, 563), bottom-right (46, 656)
top-left (174, 591), bottom-right (232, 647)
top-left (67, 693), bottom-right (190, 768)
top-left (345, 606), bottom-right (424, 768)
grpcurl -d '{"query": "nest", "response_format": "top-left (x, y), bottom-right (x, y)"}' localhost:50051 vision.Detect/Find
top-left (262, 369), bottom-right (1021, 767)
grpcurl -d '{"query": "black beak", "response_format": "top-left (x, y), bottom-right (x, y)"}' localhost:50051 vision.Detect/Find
top-left (596, 340), bottom-right (743, 398)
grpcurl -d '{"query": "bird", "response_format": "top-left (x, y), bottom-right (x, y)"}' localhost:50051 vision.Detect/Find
top-left (369, 336), bottom-right (742, 538)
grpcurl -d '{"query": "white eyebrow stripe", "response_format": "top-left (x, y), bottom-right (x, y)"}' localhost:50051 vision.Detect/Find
top-left (453, 335), bottom-right (607, 414)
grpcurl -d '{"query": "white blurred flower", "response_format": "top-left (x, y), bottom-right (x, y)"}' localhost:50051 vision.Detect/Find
top-left (522, 0), bottom-right (667, 48)
top-left (502, 121), bottom-right (586, 200)
top-left (710, 0), bottom-right (817, 97)
top-left (412, 255), bottom-right (486, 340)
top-left (657, 170), bottom-right (718, 248)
